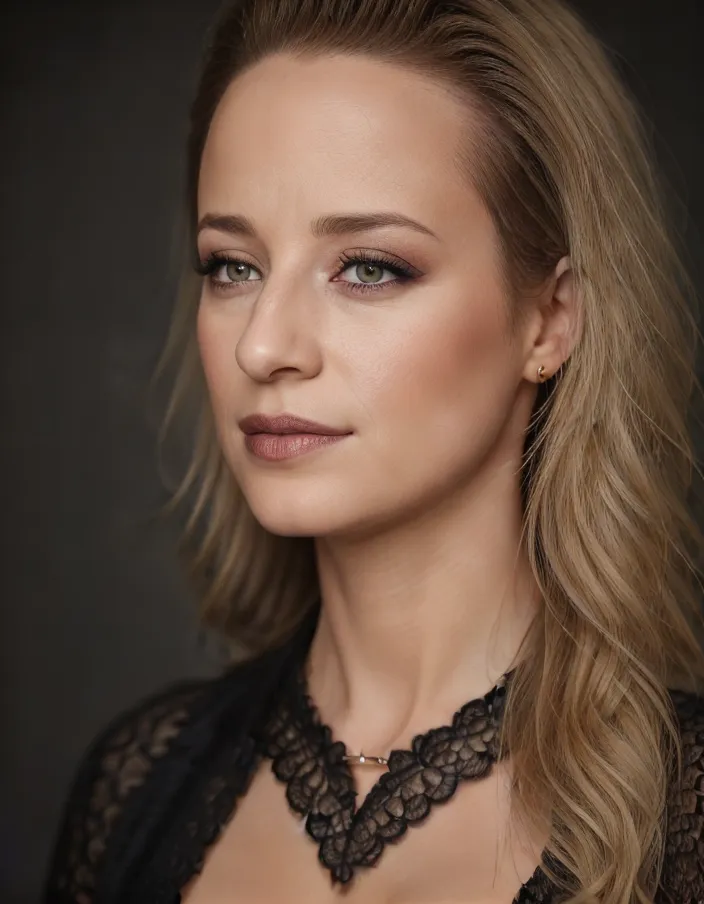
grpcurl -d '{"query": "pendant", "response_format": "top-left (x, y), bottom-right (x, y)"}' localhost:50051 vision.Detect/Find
top-left (342, 753), bottom-right (389, 767)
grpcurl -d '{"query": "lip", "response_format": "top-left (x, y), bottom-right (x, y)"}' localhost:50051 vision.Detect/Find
top-left (238, 413), bottom-right (352, 436)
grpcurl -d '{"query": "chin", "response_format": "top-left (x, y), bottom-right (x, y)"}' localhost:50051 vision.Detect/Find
top-left (251, 508), bottom-right (323, 538)
top-left (241, 483), bottom-right (354, 538)
top-left (244, 485), bottom-right (389, 540)
top-left (250, 509), bottom-right (348, 539)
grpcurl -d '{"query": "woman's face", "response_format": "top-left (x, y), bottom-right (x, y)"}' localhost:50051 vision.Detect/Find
top-left (196, 53), bottom-right (544, 539)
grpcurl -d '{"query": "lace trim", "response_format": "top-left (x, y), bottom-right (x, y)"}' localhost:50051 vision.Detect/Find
top-left (258, 666), bottom-right (520, 886)
top-left (44, 685), bottom-right (203, 903)
top-left (658, 689), bottom-right (704, 902)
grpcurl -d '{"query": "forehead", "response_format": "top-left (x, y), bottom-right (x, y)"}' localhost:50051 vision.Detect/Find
top-left (198, 53), bottom-right (487, 229)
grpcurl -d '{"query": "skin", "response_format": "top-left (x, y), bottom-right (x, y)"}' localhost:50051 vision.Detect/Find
top-left (189, 52), bottom-right (580, 902)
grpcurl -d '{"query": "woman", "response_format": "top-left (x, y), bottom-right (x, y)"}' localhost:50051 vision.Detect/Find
top-left (42, 0), bottom-right (704, 902)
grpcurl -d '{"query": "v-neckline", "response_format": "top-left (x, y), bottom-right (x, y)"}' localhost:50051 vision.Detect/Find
top-left (256, 663), bottom-right (559, 902)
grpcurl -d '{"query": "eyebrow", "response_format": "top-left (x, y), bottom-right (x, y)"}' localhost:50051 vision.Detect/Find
top-left (196, 211), bottom-right (439, 241)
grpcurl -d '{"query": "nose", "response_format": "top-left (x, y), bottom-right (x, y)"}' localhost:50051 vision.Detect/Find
top-left (234, 275), bottom-right (323, 383)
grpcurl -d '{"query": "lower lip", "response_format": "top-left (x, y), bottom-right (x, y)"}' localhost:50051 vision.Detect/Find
top-left (244, 432), bottom-right (351, 461)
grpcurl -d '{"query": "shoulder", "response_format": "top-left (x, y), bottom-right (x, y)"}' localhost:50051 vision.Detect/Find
top-left (41, 611), bottom-right (317, 903)
top-left (659, 687), bottom-right (704, 903)
top-left (41, 672), bottom-right (227, 903)
top-left (42, 637), bottom-right (299, 904)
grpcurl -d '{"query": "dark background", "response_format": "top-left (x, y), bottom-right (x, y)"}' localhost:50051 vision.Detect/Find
top-left (1, 1), bottom-right (702, 902)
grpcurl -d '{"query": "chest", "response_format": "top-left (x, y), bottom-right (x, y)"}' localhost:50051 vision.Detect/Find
top-left (180, 758), bottom-right (548, 904)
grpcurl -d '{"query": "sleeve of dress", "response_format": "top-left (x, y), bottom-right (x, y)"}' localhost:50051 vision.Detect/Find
top-left (41, 679), bottom-right (208, 904)
top-left (658, 688), bottom-right (704, 904)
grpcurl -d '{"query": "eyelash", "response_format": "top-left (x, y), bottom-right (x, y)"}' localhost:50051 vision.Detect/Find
top-left (193, 249), bottom-right (417, 296)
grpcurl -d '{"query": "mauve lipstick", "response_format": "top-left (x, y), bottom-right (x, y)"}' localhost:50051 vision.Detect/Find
top-left (238, 413), bottom-right (352, 461)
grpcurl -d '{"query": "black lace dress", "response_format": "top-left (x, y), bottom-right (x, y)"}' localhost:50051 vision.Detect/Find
top-left (42, 607), bottom-right (704, 904)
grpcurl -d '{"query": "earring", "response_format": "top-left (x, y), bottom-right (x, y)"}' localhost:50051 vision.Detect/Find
top-left (537, 365), bottom-right (548, 382)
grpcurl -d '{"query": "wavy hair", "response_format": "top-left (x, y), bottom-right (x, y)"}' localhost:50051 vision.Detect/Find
top-left (155, 0), bottom-right (704, 901)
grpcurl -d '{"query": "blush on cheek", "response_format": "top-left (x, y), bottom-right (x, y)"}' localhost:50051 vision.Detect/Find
top-left (196, 307), bottom-right (226, 385)
top-left (392, 297), bottom-right (506, 434)
top-left (195, 318), bottom-right (228, 423)
top-left (196, 304), bottom-right (212, 360)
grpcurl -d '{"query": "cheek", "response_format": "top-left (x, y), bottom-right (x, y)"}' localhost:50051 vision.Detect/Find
top-left (376, 299), bottom-right (509, 428)
top-left (352, 293), bottom-right (517, 481)
top-left (196, 305), bottom-right (238, 410)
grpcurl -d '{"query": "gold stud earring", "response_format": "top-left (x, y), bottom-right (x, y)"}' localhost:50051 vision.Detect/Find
top-left (537, 365), bottom-right (548, 382)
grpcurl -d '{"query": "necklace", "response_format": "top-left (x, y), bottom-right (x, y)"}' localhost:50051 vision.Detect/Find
top-left (342, 752), bottom-right (389, 766)
top-left (257, 665), bottom-right (516, 885)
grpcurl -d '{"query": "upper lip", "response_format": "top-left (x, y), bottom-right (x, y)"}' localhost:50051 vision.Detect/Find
top-left (238, 413), bottom-right (352, 436)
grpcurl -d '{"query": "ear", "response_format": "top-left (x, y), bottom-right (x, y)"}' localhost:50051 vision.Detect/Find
top-left (522, 255), bottom-right (581, 382)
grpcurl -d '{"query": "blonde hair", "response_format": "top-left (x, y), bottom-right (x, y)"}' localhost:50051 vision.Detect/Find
top-left (155, 1), bottom-right (704, 901)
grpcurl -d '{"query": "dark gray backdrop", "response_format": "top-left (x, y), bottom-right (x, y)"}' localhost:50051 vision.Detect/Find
top-left (2, 1), bottom-right (702, 902)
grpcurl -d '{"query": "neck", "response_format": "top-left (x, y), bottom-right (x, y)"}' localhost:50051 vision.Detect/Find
top-left (305, 466), bottom-right (541, 754)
